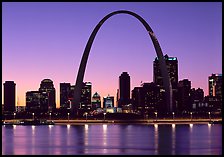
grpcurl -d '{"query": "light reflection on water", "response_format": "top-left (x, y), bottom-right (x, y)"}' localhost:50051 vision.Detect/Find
top-left (2, 124), bottom-right (222, 155)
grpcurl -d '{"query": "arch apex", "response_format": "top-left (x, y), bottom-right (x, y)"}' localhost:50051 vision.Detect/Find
top-left (72, 10), bottom-right (173, 116)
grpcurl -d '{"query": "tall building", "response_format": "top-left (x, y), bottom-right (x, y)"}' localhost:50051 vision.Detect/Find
top-left (60, 83), bottom-right (71, 109)
top-left (177, 79), bottom-right (191, 113)
top-left (204, 95), bottom-right (221, 112)
top-left (3, 81), bottom-right (16, 113)
top-left (132, 82), bottom-right (162, 115)
top-left (118, 72), bottom-right (131, 108)
top-left (207, 73), bottom-right (222, 112)
top-left (154, 54), bottom-right (178, 89)
top-left (68, 85), bottom-right (75, 102)
top-left (26, 90), bottom-right (49, 113)
top-left (92, 92), bottom-right (101, 109)
top-left (103, 95), bottom-right (114, 108)
top-left (209, 73), bottom-right (222, 99)
top-left (153, 54), bottom-right (178, 112)
top-left (26, 91), bottom-right (42, 112)
top-left (132, 87), bottom-right (144, 112)
top-left (39, 79), bottom-right (56, 112)
top-left (80, 82), bottom-right (92, 111)
top-left (190, 88), bottom-right (204, 111)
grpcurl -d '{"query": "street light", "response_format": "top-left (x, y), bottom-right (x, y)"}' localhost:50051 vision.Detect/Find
top-left (208, 112), bottom-right (211, 121)
top-left (103, 112), bottom-right (106, 121)
top-left (14, 112), bottom-right (16, 119)
top-left (172, 112), bottom-right (175, 120)
top-left (190, 112), bottom-right (192, 121)
top-left (32, 113), bottom-right (34, 120)
top-left (67, 113), bottom-right (70, 122)
top-left (49, 112), bottom-right (51, 120)
top-left (155, 112), bottom-right (158, 121)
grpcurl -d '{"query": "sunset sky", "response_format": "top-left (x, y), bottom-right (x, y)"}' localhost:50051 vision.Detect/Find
top-left (2, 2), bottom-right (222, 108)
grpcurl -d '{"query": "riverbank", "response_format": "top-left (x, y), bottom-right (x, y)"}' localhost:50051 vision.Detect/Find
top-left (3, 118), bottom-right (222, 125)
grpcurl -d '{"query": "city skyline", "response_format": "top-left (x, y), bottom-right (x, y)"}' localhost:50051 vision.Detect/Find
top-left (2, 2), bottom-right (222, 108)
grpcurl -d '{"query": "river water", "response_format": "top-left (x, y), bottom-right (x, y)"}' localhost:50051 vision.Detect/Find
top-left (2, 123), bottom-right (222, 155)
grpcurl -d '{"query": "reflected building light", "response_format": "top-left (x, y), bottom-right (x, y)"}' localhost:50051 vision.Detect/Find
top-left (32, 125), bottom-right (36, 135)
top-left (48, 125), bottom-right (54, 129)
top-left (154, 124), bottom-right (158, 154)
top-left (84, 124), bottom-right (89, 152)
top-left (189, 123), bottom-right (193, 133)
top-left (103, 148), bottom-right (107, 154)
top-left (172, 124), bottom-right (175, 128)
top-left (208, 123), bottom-right (211, 133)
top-left (13, 125), bottom-right (17, 129)
top-left (102, 124), bottom-right (107, 147)
top-left (85, 124), bottom-right (88, 130)
top-left (154, 124), bottom-right (158, 129)
top-left (103, 124), bottom-right (107, 131)
top-left (67, 124), bottom-right (71, 134)
top-left (172, 124), bottom-right (176, 155)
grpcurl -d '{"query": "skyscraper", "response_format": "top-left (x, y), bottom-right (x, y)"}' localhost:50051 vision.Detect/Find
top-left (132, 87), bottom-right (144, 112)
top-left (103, 95), bottom-right (114, 108)
top-left (39, 79), bottom-right (56, 112)
top-left (80, 82), bottom-right (92, 111)
top-left (189, 88), bottom-right (204, 111)
top-left (177, 79), bottom-right (191, 113)
top-left (118, 72), bottom-right (130, 108)
top-left (153, 54), bottom-right (178, 112)
top-left (206, 73), bottom-right (222, 112)
top-left (92, 92), bottom-right (101, 109)
top-left (26, 91), bottom-right (46, 113)
top-left (3, 81), bottom-right (16, 113)
top-left (154, 54), bottom-right (178, 88)
top-left (60, 83), bottom-right (71, 109)
top-left (132, 82), bottom-right (162, 115)
top-left (208, 74), bottom-right (222, 99)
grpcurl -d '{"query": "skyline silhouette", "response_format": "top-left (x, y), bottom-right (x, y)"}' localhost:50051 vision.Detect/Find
top-left (2, 2), bottom-right (222, 108)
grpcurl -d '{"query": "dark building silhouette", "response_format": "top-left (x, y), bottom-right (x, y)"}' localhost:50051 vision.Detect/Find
top-left (60, 83), bottom-right (71, 109)
top-left (209, 73), bottom-right (222, 100)
top-left (204, 95), bottom-right (221, 112)
top-left (68, 85), bottom-right (75, 102)
top-left (26, 91), bottom-right (44, 113)
top-left (118, 72), bottom-right (131, 108)
top-left (3, 81), bottom-right (16, 113)
top-left (39, 79), bottom-right (56, 112)
top-left (103, 95), bottom-right (114, 108)
top-left (26, 90), bottom-right (50, 113)
top-left (177, 79), bottom-right (191, 113)
top-left (92, 92), bottom-right (101, 110)
top-left (153, 54), bottom-right (178, 111)
top-left (189, 88), bottom-right (204, 111)
top-left (132, 82), bottom-right (162, 115)
top-left (206, 74), bottom-right (222, 113)
top-left (132, 87), bottom-right (144, 112)
top-left (154, 54), bottom-right (178, 89)
top-left (67, 82), bottom-right (92, 115)
top-left (80, 82), bottom-right (92, 111)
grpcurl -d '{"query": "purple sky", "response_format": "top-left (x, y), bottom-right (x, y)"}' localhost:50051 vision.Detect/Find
top-left (2, 2), bottom-right (222, 108)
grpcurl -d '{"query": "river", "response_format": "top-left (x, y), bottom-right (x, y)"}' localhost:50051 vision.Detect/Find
top-left (2, 123), bottom-right (222, 155)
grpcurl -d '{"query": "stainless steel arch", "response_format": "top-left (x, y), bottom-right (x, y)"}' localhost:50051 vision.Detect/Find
top-left (72, 10), bottom-right (172, 115)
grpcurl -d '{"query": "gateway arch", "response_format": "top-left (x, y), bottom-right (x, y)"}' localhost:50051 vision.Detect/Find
top-left (72, 10), bottom-right (173, 115)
